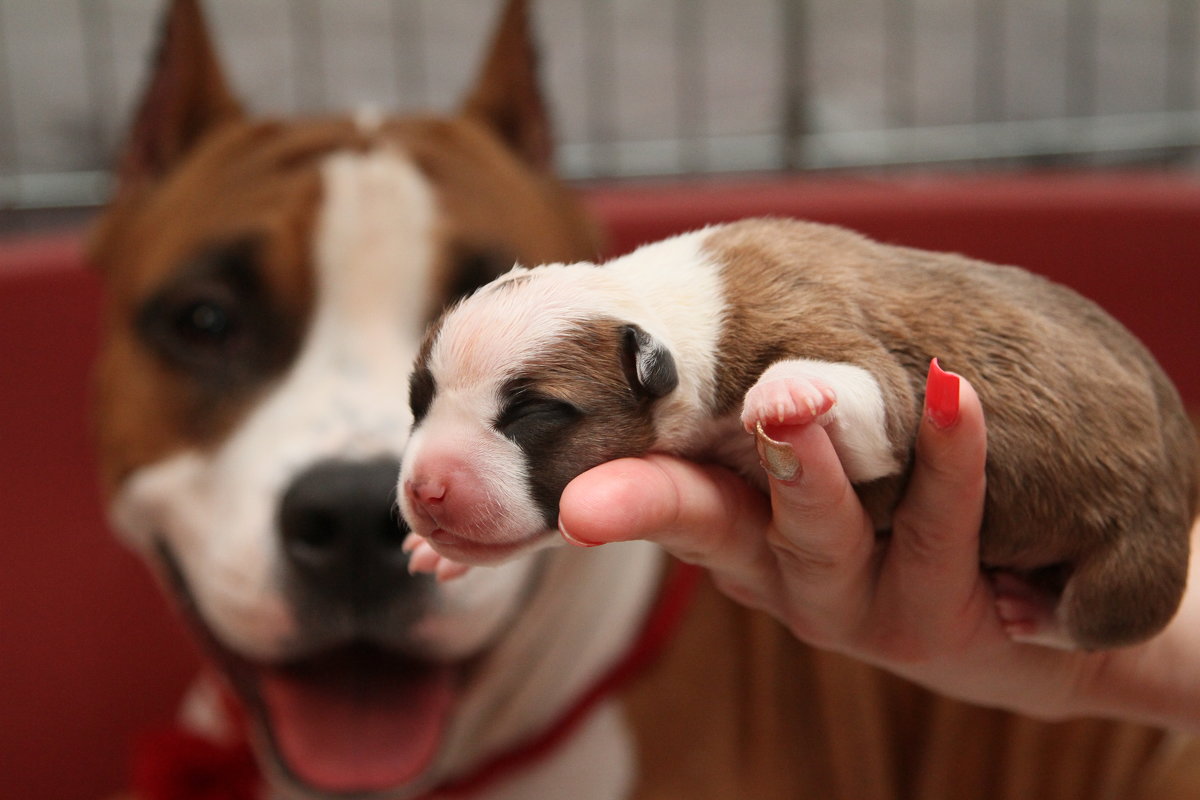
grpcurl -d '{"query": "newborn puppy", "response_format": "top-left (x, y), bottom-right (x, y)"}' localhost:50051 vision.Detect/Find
top-left (398, 218), bottom-right (1198, 650)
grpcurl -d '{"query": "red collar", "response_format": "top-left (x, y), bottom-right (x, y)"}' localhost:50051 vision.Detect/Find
top-left (132, 562), bottom-right (702, 800)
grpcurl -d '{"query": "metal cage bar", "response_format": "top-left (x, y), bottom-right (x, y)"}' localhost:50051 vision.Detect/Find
top-left (1, 0), bottom-right (1198, 215)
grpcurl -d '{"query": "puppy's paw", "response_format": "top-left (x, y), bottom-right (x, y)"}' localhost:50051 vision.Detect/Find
top-left (741, 373), bottom-right (837, 434)
top-left (403, 533), bottom-right (472, 582)
top-left (992, 571), bottom-right (1074, 650)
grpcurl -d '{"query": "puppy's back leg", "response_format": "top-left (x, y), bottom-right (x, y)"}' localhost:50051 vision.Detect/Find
top-left (999, 524), bottom-right (1189, 650)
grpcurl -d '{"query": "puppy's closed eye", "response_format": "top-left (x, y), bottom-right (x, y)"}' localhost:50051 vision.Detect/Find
top-left (496, 395), bottom-right (580, 447)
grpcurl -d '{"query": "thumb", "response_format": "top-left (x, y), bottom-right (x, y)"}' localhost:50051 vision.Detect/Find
top-left (557, 453), bottom-right (772, 570)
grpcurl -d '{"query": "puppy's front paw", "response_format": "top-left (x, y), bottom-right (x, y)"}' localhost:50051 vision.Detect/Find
top-left (741, 374), bottom-right (837, 434)
top-left (403, 533), bottom-right (472, 582)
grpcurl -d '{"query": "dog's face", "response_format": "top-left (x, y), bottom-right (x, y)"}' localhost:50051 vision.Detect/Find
top-left (399, 265), bottom-right (679, 567)
top-left (88, 1), bottom-right (621, 795)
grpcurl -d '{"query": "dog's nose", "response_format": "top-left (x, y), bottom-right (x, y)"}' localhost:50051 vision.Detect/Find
top-left (278, 457), bottom-right (409, 597)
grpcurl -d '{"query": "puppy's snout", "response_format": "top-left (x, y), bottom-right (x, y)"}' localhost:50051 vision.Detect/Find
top-left (405, 475), bottom-right (447, 508)
top-left (401, 456), bottom-right (497, 542)
top-left (279, 457), bottom-right (410, 597)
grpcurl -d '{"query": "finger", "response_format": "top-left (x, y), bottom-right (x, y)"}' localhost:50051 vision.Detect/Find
top-left (758, 420), bottom-right (876, 569)
top-left (558, 454), bottom-right (773, 577)
top-left (755, 420), bottom-right (879, 638)
top-left (880, 360), bottom-right (991, 636)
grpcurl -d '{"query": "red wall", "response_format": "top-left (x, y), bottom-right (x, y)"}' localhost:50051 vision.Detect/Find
top-left (2, 174), bottom-right (1197, 799)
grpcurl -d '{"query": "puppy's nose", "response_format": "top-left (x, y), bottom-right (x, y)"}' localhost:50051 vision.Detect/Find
top-left (406, 476), bottom-right (447, 507)
top-left (278, 457), bottom-right (409, 600)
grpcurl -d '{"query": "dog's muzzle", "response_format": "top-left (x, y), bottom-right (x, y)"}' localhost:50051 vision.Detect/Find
top-left (258, 456), bottom-right (460, 793)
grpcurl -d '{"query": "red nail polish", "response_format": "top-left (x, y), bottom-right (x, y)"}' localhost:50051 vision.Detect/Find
top-left (926, 358), bottom-right (960, 430)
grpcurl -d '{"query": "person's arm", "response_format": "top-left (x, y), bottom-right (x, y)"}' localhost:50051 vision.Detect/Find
top-left (558, 364), bottom-right (1200, 732)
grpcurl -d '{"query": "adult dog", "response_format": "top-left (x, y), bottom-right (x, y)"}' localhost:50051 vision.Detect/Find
top-left (92, 1), bottom-right (1200, 798)
top-left (88, 1), bottom-right (647, 797)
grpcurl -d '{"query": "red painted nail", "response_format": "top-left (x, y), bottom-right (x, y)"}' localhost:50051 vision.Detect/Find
top-left (925, 358), bottom-right (960, 430)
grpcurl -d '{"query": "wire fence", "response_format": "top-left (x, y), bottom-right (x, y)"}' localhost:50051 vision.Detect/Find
top-left (1, 0), bottom-right (1198, 216)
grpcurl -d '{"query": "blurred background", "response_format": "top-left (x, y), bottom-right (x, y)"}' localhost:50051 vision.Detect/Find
top-left (2, 3), bottom-right (1198, 798)
top-left (2, 0), bottom-right (1198, 233)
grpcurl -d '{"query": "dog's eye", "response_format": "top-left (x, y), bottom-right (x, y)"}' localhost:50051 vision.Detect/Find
top-left (172, 296), bottom-right (240, 350)
top-left (136, 236), bottom-right (298, 386)
top-left (142, 280), bottom-right (249, 374)
top-left (496, 396), bottom-right (580, 444)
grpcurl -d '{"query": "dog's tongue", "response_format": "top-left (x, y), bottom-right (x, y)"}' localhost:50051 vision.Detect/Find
top-left (259, 651), bottom-right (455, 794)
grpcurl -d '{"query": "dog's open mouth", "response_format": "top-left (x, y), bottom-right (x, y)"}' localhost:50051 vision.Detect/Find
top-left (157, 543), bottom-right (461, 795)
top-left (252, 643), bottom-right (458, 795)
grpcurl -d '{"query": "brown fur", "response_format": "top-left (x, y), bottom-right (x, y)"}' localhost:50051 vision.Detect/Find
top-left (512, 319), bottom-right (662, 521)
top-left (705, 218), bottom-right (1197, 648)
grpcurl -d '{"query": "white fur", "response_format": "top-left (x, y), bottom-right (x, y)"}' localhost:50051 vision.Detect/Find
top-left (353, 104), bottom-right (385, 135)
top-left (431, 231), bottom-right (724, 412)
top-left (433, 542), bottom-right (663, 793)
top-left (604, 231), bottom-right (728, 450)
top-left (749, 358), bottom-right (897, 482)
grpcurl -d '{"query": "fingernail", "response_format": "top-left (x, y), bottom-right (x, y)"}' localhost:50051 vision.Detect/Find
top-left (559, 521), bottom-right (602, 548)
top-left (925, 358), bottom-right (961, 430)
top-left (755, 422), bottom-right (801, 482)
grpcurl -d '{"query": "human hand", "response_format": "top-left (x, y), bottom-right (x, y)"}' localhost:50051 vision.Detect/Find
top-left (557, 362), bottom-right (1200, 730)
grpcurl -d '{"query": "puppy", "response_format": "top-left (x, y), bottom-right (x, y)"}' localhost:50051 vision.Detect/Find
top-left (400, 217), bottom-right (1198, 650)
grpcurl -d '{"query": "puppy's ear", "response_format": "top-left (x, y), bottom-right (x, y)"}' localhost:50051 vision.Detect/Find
top-left (621, 325), bottom-right (678, 400)
top-left (459, 0), bottom-right (552, 171)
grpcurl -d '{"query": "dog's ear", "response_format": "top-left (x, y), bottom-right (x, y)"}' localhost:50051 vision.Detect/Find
top-left (114, 0), bottom-right (244, 196)
top-left (621, 325), bottom-right (679, 400)
top-left (460, 0), bottom-right (553, 172)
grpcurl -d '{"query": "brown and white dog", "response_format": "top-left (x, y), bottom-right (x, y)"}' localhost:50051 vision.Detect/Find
top-left (85, 1), bottom-right (671, 798)
top-left (90, 1), bottom-right (1200, 799)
